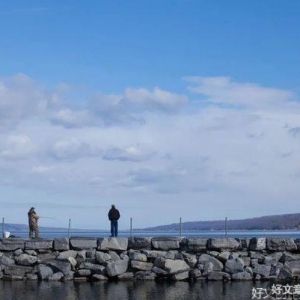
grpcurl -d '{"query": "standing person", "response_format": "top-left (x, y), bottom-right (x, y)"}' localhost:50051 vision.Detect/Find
top-left (108, 204), bottom-right (120, 237)
top-left (28, 207), bottom-right (40, 239)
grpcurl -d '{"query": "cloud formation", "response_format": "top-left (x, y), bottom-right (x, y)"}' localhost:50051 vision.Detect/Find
top-left (1, 74), bottom-right (300, 228)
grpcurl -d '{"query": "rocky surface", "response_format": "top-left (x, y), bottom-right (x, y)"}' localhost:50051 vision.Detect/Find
top-left (0, 237), bottom-right (300, 282)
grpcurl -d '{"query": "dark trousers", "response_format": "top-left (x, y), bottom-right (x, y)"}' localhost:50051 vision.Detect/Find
top-left (110, 220), bottom-right (118, 237)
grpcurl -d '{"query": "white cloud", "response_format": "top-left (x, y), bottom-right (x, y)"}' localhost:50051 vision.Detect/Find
top-left (184, 76), bottom-right (294, 109)
top-left (49, 138), bottom-right (95, 160)
top-left (1, 74), bottom-right (300, 228)
top-left (103, 146), bottom-right (156, 162)
top-left (0, 134), bottom-right (36, 159)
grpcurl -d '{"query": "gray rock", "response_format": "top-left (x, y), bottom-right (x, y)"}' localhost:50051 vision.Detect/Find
top-left (250, 251), bottom-right (264, 261)
top-left (240, 257), bottom-right (251, 267)
top-left (225, 258), bottom-right (244, 274)
top-left (92, 274), bottom-right (108, 281)
top-left (37, 264), bottom-right (53, 280)
top-left (78, 262), bottom-right (105, 273)
top-left (4, 266), bottom-right (33, 277)
top-left (0, 255), bottom-right (15, 267)
top-left (128, 237), bottom-right (152, 250)
top-left (96, 251), bottom-right (111, 264)
top-left (16, 254), bottom-right (38, 266)
top-left (252, 264), bottom-right (271, 278)
top-left (118, 272), bottom-right (134, 280)
top-left (182, 253), bottom-right (197, 268)
top-left (76, 269), bottom-right (91, 277)
top-left (232, 271), bottom-right (252, 281)
top-left (198, 254), bottom-right (223, 271)
top-left (131, 260), bottom-right (153, 271)
top-left (189, 269), bottom-right (201, 279)
top-left (208, 238), bottom-right (240, 250)
top-left (25, 250), bottom-right (37, 256)
top-left (279, 253), bottom-right (300, 263)
top-left (267, 238), bottom-right (297, 251)
top-left (14, 249), bottom-right (23, 256)
top-left (26, 273), bottom-right (38, 280)
top-left (173, 271), bottom-right (189, 281)
top-left (154, 257), bottom-right (166, 268)
top-left (207, 271), bottom-right (224, 281)
top-left (48, 272), bottom-right (64, 281)
top-left (180, 238), bottom-right (208, 252)
top-left (284, 260), bottom-right (300, 276)
top-left (217, 251), bottom-right (231, 262)
top-left (164, 259), bottom-right (190, 275)
top-left (152, 266), bottom-right (168, 276)
top-left (48, 260), bottom-right (71, 276)
top-left (68, 257), bottom-right (77, 270)
top-left (249, 238), bottom-right (266, 251)
top-left (135, 271), bottom-right (156, 280)
top-left (128, 251), bottom-right (147, 262)
top-left (201, 261), bottom-right (214, 276)
top-left (0, 239), bottom-right (25, 251)
top-left (38, 252), bottom-right (56, 263)
top-left (106, 260), bottom-right (128, 277)
top-left (263, 252), bottom-right (282, 266)
top-left (278, 265), bottom-right (293, 280)
top-left (54, 238), bottom-right (69, 251)
top-left (245, 266), bottom-right (253, 276)
top-left (151, 237), bottom-right (182, 250)
top-left (165, 251), bottom-right (178, 260)
top-left (2, 275), bottom-right (23, 281)
top-left (236, 238), bottom-right (250, 249)
top-left (70, 238), bottom-right (97, 250)
top-left (98, 238), bottom-right (128, 251)
top-left (76, 250), bottom-right (86, 261)
top-left (142, 250), bottom-right (167, 258)
top-left (57, 250), bottom-right (78, 260)
top-left (25, 240), bottom-right (53, 250)
top-left (108, 251), bottom-right (120, 261)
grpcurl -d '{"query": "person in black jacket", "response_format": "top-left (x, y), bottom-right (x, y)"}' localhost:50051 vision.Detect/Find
top-left (108, 204), bottom-right (120, 237)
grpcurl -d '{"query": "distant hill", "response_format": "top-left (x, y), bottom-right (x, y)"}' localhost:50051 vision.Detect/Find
top-left (142, 213), bottom-right (300, 231)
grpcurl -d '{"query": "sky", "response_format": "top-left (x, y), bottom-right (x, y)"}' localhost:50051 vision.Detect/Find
top-left (0, 0), bottom-right (300, 230)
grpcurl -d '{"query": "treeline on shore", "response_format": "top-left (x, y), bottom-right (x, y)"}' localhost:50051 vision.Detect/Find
top-left (143, 213), bottom-right (300, 231)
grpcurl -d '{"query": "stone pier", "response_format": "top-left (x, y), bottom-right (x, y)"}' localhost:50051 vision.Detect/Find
top-left (0, 236), bottom-right (300, 282)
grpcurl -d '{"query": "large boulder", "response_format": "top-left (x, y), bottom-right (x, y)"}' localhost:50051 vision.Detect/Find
top-left (48, 260), bottom-right (71, 276)
top-left (164, 259), bottom-right (190, 275)
top-left (142, 250), bottom-right (167, 258)
top-left (128, 237), bottom-right (151, 250)
top-left (180, 238), bottom-right (208, 252)
top-left (252, 264), bottom-right (271, 278)
top-left (95, 252), bottom-right (111, 264)
top-left (54, 238), bottom-right (69, 251)
top-left (151, 237), bottom-right (182, 250)
top-left (57, 250), bottom-right (78, 260)
top-left (232, 271), bottom-right (252, 281)
top-left (0, 255), bottom-right (15, 267)
top-left (25, 240), bottom-right (53, 250)
top-left (16, 254), bottom-right (38, 266)
top-left (70, 238), bottom-right (97, 250)
top-left (131, 261), bottom-right (153, 271)
top-left (266, 238), bottom-right (297, 251)
top-left (198, 254), bottom-right (223, 272)
top-left (208, 238), bottom-right (240, 250)
top-left (128, 251), bottom-right (147, 262)
top-left (4, 266), bottom-right (33, 277)
top-left (37, 264), bottom-right (53, 280)
top-left (98, 238), bottom-right (128, 251)
top-left (225, 258), bottom-right (244, 274)
top-left (0, 239), bottom-right (25, 251)
top-left (249, 238), bottom-right (266, 251)
top-left (106, 260), bottom-right (128, 277)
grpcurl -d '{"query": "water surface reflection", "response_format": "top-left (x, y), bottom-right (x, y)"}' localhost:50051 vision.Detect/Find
top-left (0, 280), bottom-right (270, 300)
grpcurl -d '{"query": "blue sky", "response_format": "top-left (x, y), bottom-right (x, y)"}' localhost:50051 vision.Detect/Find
top-left (0, 1), bottom-right (300, 230)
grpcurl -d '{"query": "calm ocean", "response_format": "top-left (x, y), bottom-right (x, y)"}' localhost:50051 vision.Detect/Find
top-left (0, 280), bottom-right (271, 300)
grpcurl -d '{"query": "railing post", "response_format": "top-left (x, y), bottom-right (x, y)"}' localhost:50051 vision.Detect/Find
top-left (2, 217), bottom-right (4, 238)
top-left (68, 218), bottom-right (71, 238)
top-left (225, 217), bottom-right (228, 237)
top-left (180, 217), bottom-right (182, 237)
top-left (130, 217), bottom-right (132, 237)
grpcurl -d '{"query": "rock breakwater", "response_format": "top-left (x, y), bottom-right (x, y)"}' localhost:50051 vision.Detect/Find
top-left (1, 237), bottom-right (300, 282)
